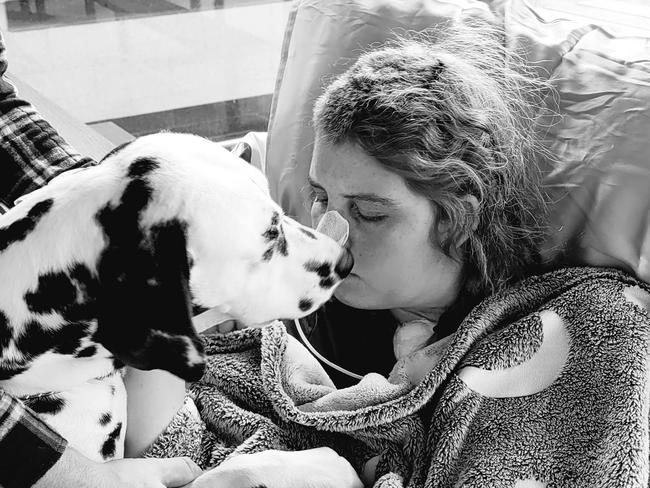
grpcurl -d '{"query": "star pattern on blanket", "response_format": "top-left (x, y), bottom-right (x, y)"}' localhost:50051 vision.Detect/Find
top-left (457, 310), bottom-right (569, 397)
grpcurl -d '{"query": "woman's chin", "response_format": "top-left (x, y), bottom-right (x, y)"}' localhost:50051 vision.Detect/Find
top-left (333, 276), bottom-right (359, 306)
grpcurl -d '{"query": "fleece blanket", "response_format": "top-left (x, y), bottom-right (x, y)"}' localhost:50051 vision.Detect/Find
top-left (144, 267), bottom-right (650, 487)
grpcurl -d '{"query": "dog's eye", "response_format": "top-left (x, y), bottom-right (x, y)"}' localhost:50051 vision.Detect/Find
top-left (263, 226), bottom-right (280, 241)
top-left (261, 214), bottom-right (288, 259)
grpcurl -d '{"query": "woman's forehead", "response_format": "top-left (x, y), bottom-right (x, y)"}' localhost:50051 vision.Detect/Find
top-left (310, 140), bottom-right (408, 195)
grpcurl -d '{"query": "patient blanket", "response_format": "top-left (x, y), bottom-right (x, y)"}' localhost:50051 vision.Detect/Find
top-left (145, 267), bottom-right (650, 487)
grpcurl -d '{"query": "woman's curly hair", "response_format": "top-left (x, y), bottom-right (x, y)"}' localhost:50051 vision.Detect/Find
top-left (313, 21), bottom-right (551, 302)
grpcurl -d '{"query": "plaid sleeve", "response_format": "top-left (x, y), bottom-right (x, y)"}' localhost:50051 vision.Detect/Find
top-left (0, 32), bottom-right (96, 210)
top-left (0, 391), bottom-right (67, 488)
top-left (0, 105), bottom-right (96, 207)
top-left (0, 31), bottom-right (92, 486)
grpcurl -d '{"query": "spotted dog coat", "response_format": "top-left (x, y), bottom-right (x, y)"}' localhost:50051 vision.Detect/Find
top-left (0, 132), bottom-right (351, 462)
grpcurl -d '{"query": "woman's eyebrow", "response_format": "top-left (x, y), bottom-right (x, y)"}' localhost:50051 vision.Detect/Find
top-left (343, 192), bottom-right (398, 207)
top-left (309, 176), bottom-right (398, 207)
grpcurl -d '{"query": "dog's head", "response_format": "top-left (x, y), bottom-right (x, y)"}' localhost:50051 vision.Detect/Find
top-left (93, 133), bottom-right (352, 381)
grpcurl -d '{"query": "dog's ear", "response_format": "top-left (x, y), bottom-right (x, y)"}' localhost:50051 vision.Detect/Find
top-left (95, 219), bottom-right (205, 382)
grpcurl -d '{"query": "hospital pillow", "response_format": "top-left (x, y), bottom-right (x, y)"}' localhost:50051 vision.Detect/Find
top-left (538, 27), bottom-right (650, 282)
top-left (265, 0), bottom-right (650, 283)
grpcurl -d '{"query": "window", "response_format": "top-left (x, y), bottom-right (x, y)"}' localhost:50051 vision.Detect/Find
top-left (1, 0), bottom-right (292, 144)
top-left (532, 0), bottom-right (650, 36)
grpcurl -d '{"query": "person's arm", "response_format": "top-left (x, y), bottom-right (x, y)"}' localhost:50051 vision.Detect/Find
top-left (0, 32), bottom-right (96, 209)
top-left (0, 390), bottom-right (68, 487)
top-left (186, 447), bottom-right (364, 488)
top-left (0, 31), bottom-right (205, 487)
top-left (0, 364), bottom-right (202, 488)
top-left (123, 368), bottom-right (187, 458)
top-left (34, 446), bottom-right (201, 488)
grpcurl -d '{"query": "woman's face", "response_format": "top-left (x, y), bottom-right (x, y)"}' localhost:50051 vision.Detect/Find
top-left (309, 139), bottom-right (463, 311)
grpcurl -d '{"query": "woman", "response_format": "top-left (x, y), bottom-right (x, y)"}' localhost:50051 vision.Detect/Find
top-left (185, 22), bottom-right (650, 487)
top-left (290, 23), bottom-right (548, 388)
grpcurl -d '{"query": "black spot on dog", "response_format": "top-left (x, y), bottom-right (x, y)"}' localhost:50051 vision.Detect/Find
top-left (10, 317), bottom-right (91, 360)
top-left (99, 141), bottom-right (133, 162)
top-left (109, 384), bottom-right (117, 396)
top-left (24, 264), bottom-right (99, 324)
top-left (53, 321), bottom-right (92, 355)
top-left (298, 298), bottom-right (313, 312)
top-left (262, 247), bottom-right (274, 262)
top-left (263, 226), bottom-right (279, 242)
top-left (25, 271), bottom-right (77, 315)
top-left (0, 363), bottom-right (27, 380)
top-left (299, 228), bottom-right (317, 240)
top-left (0, 198), bottom-right (53, 252)
top-left (137, 330), bottom-right (204, 382)
top-left (319, 277), bottom-right (335, 289)
top-left (112, 358), bottom-right (125, 371)
top-left (305, 261), bottom-right (332, 278)
top-left (69, 264), bottom-right (99, 302)
top-left (99, 412), bottom-right (112, 426)
top-left (95, 176), bottom-right (153, 252)
top-left (127, 157), bottom-right (160, 179)
top-left (28, 199), bottom-right (53, 220)
top-left (0, 309), bottom-right (12, 349)
top-left (96, 178), bottom-right (204, 380)
top-left (23, 394), bottom-right (66, 415)
top-left (276, 235), bottom-right (288, 256)
top-left (261, 212), bottom-right (288, 259)
top-left (75, 344), bottom-right (97, 358)
top-left (101, 422), bottom-right (123, 460)
top-left (121, 178), bottom-right (154, 213)
top-left (14, 320), bottom-right (59, 359)
top-left (20, 265), bottom-right (97, 359)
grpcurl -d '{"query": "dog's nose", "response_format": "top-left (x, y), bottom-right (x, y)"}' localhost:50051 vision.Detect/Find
top-left (334, 248), bottom-right (354, 278)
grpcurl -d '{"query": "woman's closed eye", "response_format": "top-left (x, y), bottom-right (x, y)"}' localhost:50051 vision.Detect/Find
top-left (350, 201), bottom-right (388, 223)
top-left (308, 185), bottom-right (328, 206)
top-left (308, 182), bottom-right (388, 223)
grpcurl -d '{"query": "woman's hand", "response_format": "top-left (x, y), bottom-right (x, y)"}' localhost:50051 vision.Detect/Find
top-left (34, 446), bottom-right (202, 488)
top-left (103, 457), bottom-right (203, 488)
top-left (185, 447), bottom-right (364, 488)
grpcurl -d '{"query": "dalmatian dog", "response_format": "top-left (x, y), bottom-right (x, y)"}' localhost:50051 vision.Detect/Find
top-left (0, 132), bottom-right (352, 463)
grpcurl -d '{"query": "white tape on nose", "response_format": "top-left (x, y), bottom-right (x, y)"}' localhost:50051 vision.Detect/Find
top-left (316, 210), bottom-right (349, 246)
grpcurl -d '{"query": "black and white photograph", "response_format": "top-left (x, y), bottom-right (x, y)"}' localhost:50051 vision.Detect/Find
top-left (0, 0), bottom-right (649, 486)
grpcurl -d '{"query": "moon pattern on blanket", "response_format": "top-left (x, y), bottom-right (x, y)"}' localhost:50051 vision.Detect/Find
top-left (623, 285), bottom-right (650, 312)
top-left (457, 310), bottom-right (569, 397)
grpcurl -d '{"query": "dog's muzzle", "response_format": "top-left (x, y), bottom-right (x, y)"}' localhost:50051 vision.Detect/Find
top-left (335, 248), bottom-right (354, 278)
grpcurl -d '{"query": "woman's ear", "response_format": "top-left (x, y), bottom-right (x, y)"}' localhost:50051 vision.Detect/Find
top-left (456, 194), bottom-right (480, 248)
top-left (435, 195), bottom-right (480, 250)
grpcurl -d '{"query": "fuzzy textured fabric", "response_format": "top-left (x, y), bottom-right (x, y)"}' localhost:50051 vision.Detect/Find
top-left (145, 267), bottom-right (650, 487)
